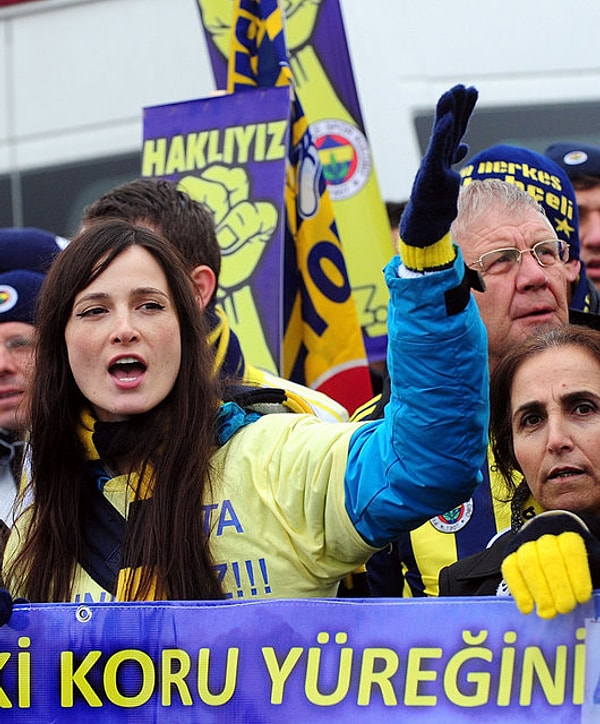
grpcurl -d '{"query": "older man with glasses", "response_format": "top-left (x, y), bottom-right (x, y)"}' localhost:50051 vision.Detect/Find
top-left (0, 228), bottom-right (65, 541)
top-left (453, 179), bottom-right (571, 373)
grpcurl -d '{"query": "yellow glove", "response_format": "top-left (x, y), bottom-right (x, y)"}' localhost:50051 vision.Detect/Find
top-left (501, 511), bottom-right (594, 619)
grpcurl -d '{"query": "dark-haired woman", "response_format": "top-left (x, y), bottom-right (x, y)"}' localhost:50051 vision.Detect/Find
top-left (440, 324), bottom-right (600, 618)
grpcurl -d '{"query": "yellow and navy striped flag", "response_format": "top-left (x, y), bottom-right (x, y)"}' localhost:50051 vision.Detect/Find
top-left (227, 0), bottom-right (373, 414)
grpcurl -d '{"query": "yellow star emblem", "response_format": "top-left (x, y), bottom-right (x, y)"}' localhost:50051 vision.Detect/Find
top-left (555, 217), bottom-right (575, 238)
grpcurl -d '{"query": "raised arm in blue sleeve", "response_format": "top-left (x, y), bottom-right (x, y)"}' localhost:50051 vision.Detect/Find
top-left (344, 85), bottom-right (489, 547)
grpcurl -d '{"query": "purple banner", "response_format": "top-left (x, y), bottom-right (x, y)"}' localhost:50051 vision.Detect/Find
top-left (142, 87), bottom-right (290, 373)
top-left (0, 595), bottom-right (598, 721)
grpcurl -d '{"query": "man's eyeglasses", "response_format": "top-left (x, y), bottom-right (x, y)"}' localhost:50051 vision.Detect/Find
top-left (0, 336), bottom-right (34, 358)
top-left (468, 240), bottom-right (570, 276)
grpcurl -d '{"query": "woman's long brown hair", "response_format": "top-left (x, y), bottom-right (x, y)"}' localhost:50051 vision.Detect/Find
top-left (5, 220), bottom-right (224, 601)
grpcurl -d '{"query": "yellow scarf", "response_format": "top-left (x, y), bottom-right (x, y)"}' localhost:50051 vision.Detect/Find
top-left (78, 409), bottom-right (164, 601)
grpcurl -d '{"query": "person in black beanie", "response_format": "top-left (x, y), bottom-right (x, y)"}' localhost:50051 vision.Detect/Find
top-left (460, 143), bottom-right (600, 316)
top-left (0, 228), bottom-right (65, 545)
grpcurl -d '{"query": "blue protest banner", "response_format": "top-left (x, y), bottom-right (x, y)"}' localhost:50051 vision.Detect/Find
top-left (0, 594), bottom-right (598, 721)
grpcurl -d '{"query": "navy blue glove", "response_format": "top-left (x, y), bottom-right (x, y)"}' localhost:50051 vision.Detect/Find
top-left (399, 84), bottom-right (478, 272)
top-left (0, 587), bottom-right (13, 626)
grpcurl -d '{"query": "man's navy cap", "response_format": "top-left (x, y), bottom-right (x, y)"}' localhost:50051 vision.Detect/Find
top-left (460, 144), bottom-right (580, 258)
top-left (0, 227), bottom-right (67, 274)
top-left (545, 142), bottom-right (600, 181)
top-left (460, 144), bottom-right (590, 311)
top-left (0, 228), bottom-right (68, 325)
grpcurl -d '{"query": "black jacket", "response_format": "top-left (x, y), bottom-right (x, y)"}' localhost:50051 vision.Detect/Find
top-left (439, 512), bottom-right (600, 598)
top-left (438, 530), bottom-right (515, 597)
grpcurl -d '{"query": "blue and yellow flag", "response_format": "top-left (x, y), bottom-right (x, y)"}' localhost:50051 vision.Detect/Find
top-left (199, 0), bottom-right (394, 367)
top-left (227, 0), bottom-right (373, 413)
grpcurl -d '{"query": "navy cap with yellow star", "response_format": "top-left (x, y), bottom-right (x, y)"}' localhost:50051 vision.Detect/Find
top-left (460, 144), bottom-right (580, 260)
top-left (459, 144), bottom-right (595, 311)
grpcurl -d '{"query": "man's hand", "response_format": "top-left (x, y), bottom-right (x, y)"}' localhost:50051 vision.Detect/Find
top-left (399, 85), bottom-right (478, 272)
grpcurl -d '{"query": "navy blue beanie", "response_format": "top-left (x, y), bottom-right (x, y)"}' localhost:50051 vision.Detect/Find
top-left (460, 145), bottom-right (589, 310)
top-left (0, 269), bottom-right (46, 325)
top-left (0, 228), bottom-right (67, 325)
top-left (545, 142), bottom-right (600, 181)
top-left (0, 227), bottom-right (66, 274)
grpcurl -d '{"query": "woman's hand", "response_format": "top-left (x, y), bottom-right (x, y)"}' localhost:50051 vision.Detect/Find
top-left (501, 510), bottom-right (597, 618)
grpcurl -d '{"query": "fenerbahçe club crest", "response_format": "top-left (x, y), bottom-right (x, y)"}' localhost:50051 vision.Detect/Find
top-left (0, 285), bottom-right (19, 313)
top-left (311, 119), bottom-right (371, 201)
top-left (430, 498), bottom-right (474, 533)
